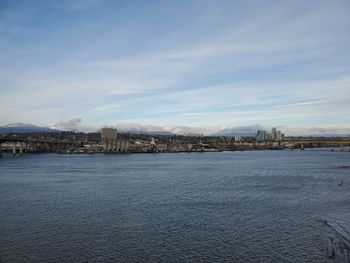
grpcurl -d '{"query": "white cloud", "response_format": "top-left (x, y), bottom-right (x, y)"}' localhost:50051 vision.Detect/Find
top-left (92, 104), bottom-right (124, 112)
top-left (1, 0), bottom-right (349, 130)
top-left (52, 118), bottom-right (82, 130)
top-left (83, 121), bottom-right (350, 136)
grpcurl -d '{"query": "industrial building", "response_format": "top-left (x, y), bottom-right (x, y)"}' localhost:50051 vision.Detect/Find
top-left (101, 128), bottom-right (130, 152)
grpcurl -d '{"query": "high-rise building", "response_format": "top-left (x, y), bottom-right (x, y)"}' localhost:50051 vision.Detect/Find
top-left (234, 135), bottom-right (241, 142)
top-left (256, 130), bottom-right (269, 141)
top-left (256, 128), bottom-right (284, 142)
top-left (271, 127), bottom-right (277, 140)
top-left (276, 130), bottom-right (282, 141)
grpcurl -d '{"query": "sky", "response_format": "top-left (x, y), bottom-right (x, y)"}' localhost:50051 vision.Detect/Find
top-left (1, 0), bottom-right (350, 134)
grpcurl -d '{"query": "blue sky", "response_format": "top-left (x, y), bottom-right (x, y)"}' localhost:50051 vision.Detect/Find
top-left (1, 0), bottom-right (350, 134)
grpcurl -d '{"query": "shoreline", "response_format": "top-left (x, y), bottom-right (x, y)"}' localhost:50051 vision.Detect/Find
top-left (2, 147), bottom-right (348, 158)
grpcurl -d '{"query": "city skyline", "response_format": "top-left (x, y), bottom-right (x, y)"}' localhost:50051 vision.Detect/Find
top-left (1, 0), bottom-right (350, 132)
top-left (1, 121), bottom-right (350, 137)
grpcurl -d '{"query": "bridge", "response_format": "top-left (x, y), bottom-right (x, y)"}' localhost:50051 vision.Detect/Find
top-left (0, 137), bottom-right (83, 154)
top-left (290, 140), bottom-right (350, 149)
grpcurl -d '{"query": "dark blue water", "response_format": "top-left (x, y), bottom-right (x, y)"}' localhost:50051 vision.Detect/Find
top-left (1, 150), bottom-right (349, 262)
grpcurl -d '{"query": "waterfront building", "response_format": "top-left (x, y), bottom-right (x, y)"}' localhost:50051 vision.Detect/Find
top-left (101, 128), bottom-right (118, 152)
top-left (101, 128), bottom-right (130, 153)
top-left (101, 128), bottom-right (118, 141)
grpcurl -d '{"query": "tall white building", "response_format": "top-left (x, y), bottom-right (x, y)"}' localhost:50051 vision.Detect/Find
top-left (256, 130), bottom-right (269, 141)
top-left (256, 128), bottom-right (284, 142)
top-left (234, 136), bottom-right (241, 142)
top-left (271, 127), bottom-right (277, 140)
top-left (276, 130), bottom-right (282, 141)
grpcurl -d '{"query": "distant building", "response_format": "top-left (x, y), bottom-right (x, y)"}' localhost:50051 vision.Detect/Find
top-left (276, 130), bottom-right (282, 141)
top-left (234, 135), bottom-right (241, 142)
top-left (271, 127), bottom-right (277, 140)
top-left (256, 128), bottom-right (284, 142)
top-left (101, 128), bottom-right (118, 142)
top-left (101, 128), bottom-right (118, 152)
top-left (101, 128), bottom-right (130, 152)
top-left (256, 130), bottom-right (269, 142)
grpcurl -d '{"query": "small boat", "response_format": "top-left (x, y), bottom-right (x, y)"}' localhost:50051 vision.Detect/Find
top-left (339, 179), bottom-right (344, 186)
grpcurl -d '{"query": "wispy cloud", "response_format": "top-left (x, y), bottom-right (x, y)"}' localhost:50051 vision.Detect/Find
top-left (92, 104), bottom-right (124, 112)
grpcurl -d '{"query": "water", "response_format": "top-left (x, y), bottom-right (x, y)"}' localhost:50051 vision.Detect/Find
top-left (0, 150), bottom-right (349, 262)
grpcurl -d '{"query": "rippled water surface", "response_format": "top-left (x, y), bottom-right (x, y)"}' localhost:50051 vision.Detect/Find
top-left (1, 150), bottom-right (350, 262)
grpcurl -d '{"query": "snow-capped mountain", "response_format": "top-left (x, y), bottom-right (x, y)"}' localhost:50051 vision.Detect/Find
top-left (0, 123), bottom-right (60, 133)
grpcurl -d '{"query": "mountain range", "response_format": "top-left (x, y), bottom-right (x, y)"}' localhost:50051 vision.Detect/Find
top-left (0, 123), bottom-right (259, 136)
top-left (1, 122), bottom-right (349, 137)
top-left (0, 123), bottom-right (60, 134)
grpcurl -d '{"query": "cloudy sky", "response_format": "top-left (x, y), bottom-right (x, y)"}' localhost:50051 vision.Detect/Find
top-left (1, 0), bottom-right (350, 134)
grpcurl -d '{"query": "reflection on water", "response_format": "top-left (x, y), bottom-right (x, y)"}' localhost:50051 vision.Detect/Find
top-left (0, 150), bottom-right (349, 262)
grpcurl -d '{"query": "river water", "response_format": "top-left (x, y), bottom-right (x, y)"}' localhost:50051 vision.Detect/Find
top-left (1, 150), bottom-right (349, 262)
